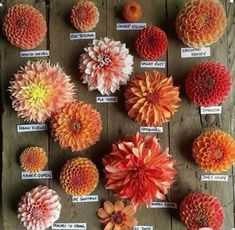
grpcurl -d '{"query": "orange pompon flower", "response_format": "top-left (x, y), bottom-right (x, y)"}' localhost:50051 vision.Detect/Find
top-left (125, 71), bottom-right (181, 126)
top-left (192, 130), bottom-right (235, 173)
top-left (122, 0), bottom-right (142, 22)
top-left (51, 101), bottom-right (102, 152)
top-left (60, 157), bottom-right (99, 196)
top-left (97, 200), bottom-right (138, 230)
top-left (176, 0), bottom-right (226, 47)
top-left (102, 133), bottom-right (176, 206)
top-left (20, 147), bottom-right (47, 173)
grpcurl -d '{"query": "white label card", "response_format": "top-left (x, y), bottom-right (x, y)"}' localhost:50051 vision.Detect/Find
top-left (230, 0), bottom-right (234, 3)
top-left (140, 126), bottom-right (163, 133)
top-left (200, 175), bottom-right (228, 182)
top-left (72, 195), bottom-right (99, 203)
top-left (116, 23), bottom-right (146, 30)
top-left (52, 223), bottom-right (87, 230)
top-left (140, 61), bottom-right (166, 68)
top-left (199, 228), bottom-right (212, 230)
top-left (17, 124), bottom-right (47, 133)
top-left (21, 171), bottom-right (52, 180)
top-left (133, 226), bottom-right (153, 230)
top-left (150, 202), bottom-right (177, 209)
top-left (200, 106), bottom-right (222, 114)
top-left (20, 50), bottom-right (49, 57)
top-left (181, 47), bottom-right (210, 58)
top-left (70, 32), bottom-right (96, 40)
top-left (96, 96), bottom-right (118, 103)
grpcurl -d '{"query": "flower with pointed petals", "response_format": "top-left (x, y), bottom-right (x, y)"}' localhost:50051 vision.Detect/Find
top-left (122, 0), bottom-right (142, 22)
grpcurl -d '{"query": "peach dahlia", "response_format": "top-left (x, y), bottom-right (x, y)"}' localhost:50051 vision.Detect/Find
top-left (122, 0), bottom-right (142, 23)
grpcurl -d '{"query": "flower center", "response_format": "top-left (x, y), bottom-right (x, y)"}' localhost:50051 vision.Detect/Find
top-left (198, 13), bottom-right (210, 29)
top-left (96, 54), bottom-right (111, 68)
top-left (215, 150), bottom-right (223, 160)
top-left (71, 121), bottom-right (80, 132)
top-left (31, 205), bottom-right (44, 219)
top-left (76, 9), bottom-right (87, 20)
top-left (147, 91), bottom-right (159, 104)
top-left (196, 211), bottom-right (208, 226)
top-left (148, 35), bottom-right (157, 46)
top-left (16, 17), bottom-right (27, 29)
top-left (130, 5), bottom-right (137, 12)
top-left (111, 211), bottom-right (123, 224)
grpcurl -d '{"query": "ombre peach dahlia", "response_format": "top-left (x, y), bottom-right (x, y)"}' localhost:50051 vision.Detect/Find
top-left (122, 0), bottom-right (142, 22)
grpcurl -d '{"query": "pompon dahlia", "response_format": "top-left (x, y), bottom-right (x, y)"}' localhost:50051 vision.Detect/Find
top-left (70, 0), bottom-right (99, 32)
top-left (192, 130), bottom-right (235, 173)
top-left (102, 132), bottom-right (176, 206)
top-left (18, 186), bottom-right (61, 230)
top-left (60, 157), bottom-right (99, 196)
top-left (122, 0), bottom-right (142, 23)
top-left (3, 4), bottom-right (47, 49)
top-left (125, 71), bottom-right (181, 126)
top-left (176, 0), bottom-right (226, 47)
top-left (185, 61), bottom-right (232, 106)
top-left (135, 26), bottom-right (167, 60)
top-left (9, 60), bottom-right (76, 123)
top-left (180, 192), bottom-right (223, 230)
top-left (51, 101), bottom-right (102, 152)
top-left (80, 37), bottom-right (133, 95)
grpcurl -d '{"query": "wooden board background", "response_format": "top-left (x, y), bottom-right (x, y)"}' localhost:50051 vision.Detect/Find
top-left (0, 0), bottom-right (234, 229)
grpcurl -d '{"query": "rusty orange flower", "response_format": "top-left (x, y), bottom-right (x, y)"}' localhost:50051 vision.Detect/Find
top-left (122, 0), bottom-right (142, 22)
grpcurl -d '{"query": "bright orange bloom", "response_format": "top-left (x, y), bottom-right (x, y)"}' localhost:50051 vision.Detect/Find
top-left (122, 0), bottom-right (142, 22)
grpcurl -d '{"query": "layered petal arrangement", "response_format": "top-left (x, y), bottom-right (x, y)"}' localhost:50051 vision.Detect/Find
top-left (60, 157), bottom-right (99, 196)
top-left (176, 0), bottom-right (227, 47)
top-left (135, 26), bottom-right (167, 60)
top-left (80, 37), bottom-right (133, 95)
top-left (180, 192), bottom-right (224, 230)
top-left (3, 4), bottom-right (47, 49)
top-left (185, 61), bottom-right (232, 106)
top-left (50, 101), bottom-right (102, 152)
top-left (125, 71), bottom-right (181, 126)
top-left (9, 60), bottom-right (76, 123)
top-left (97, 200), bottom-right (138, 230)
top-left (18, 186), bottom-right (61, 230)
top-left (70, 0), bottom-right (99, 32)
top-left (122, 0), bottom-right (142, 22)
top-left (102, 132), bottom-right (176, 206)
top-left (192, 130), bottom-right (235, 173)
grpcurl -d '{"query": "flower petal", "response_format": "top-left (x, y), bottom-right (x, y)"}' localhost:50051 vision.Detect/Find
top-left (115, 201), bottom-right (125, 212)
top-left (104, 201), bottom-right (115, 215)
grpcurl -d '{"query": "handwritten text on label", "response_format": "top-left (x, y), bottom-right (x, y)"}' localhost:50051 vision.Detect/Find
top-left (21, 171), bottom-right (52, 180)
top-left (201, 175), bottom-right (228, 182)
top-left (20, 50), bottom-right (49, 58)
top-left (70, 32), bottom-right (96, 40)
top-left (140, 61), bottom-right (166, 68)
top-left (181, 47), bottom-right (211, 58)
top-left (52, 223), bottom-right (86, 230)
top-left (200, 106), bottom-right (222, 114)
top-left (150, 202), bottom-right (177, 209)
top-left (140, 127), bottom-right (163, 133)
top-left (72, 195), bottom-right (99, 203)
top-left (133, 226), bottom-right (153, 230)
top-left (17, 124), bottom-right (47, 133)
top-left (116, 23), bottom-right (146, 30)
top-left (96, 96), bottom-right (118, 103)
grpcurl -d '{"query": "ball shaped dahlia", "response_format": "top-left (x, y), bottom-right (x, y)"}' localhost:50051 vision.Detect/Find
top-left (60, 157), bottom-right (99, 196)
top-left (18, 185), bottom-right (61, 230)
top-left (20, 147), bottom-right (47, 173)
top-left (176, 0), bottom-right (226, 47)
top-left (51, 101), bottom-right (102, 152)
top-left (122, 0), bottom-right (142, 22)
top-left (125, 71), bottom-right (181, 126)
top-left (135, 26), bottom-right (167, 60)
top-left (180, 192), bottom-right (223, 230)
top-left (102, 132), bottom-right (176, 206)
top-left (3, 4), bottom-right (47, 49)
top-left (70, 0), bottom-right (99, 32)
top-left (192, 130), bottom-right (235, 173)
top-left (9, 60), bottom-right (76, 123)
top-left (185, 61), bottom-right (232, 106)
top-left (80, 37), bottom-right (133, 95)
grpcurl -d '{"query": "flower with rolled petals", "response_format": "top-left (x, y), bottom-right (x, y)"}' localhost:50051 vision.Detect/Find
top-left (122, 0), bottom-right (142, 22)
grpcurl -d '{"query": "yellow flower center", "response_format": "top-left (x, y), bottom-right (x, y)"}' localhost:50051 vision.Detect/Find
top-left (30, 85), bottom-right (47, 100)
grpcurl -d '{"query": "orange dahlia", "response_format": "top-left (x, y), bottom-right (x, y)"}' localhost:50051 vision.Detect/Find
top-left (71, 0), bottom-right (99, 32)
top-left (122, 0), bottom-right (142, 22)
top-left (97, 200), bottom-right (138, 230)
top-left (51, 101), bottom-right (102, 152)
top-left (125, 71), bottom-right (181, 126)
top-left (3, 4), bottom-right (47, 49)
top-left (60, 157), bottom-right (99, 196)
top-left (192, 130), bottom-right (235, 173)
top-left (102, 132), bottom-right (176, 206)
top-left (180, 192), bottom-right (223, 230)
top-left (176, 0), bottom-right (226, 47)
top-left (20, 147), bottom-right (47, 173)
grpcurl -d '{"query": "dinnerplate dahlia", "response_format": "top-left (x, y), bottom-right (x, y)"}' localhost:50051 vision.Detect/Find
top-left (122, 0), bottom-right (142, 22)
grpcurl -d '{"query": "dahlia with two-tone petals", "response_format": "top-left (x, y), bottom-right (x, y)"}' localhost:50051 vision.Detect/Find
top-left (122, 0), bottom-right (142, 22)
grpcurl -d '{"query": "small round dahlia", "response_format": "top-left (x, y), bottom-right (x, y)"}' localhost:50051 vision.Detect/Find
top-left (135, 26), bottom-right (167, 60)
top-left (102, 132), bottom-right (176, 206)
top-left (122, 0), bottom-right (142, 22)
top-left (80, 37), bottom-right (134, 95)
top-left (51, 101), bottom-right (102, 152)
top-left (125, 71), bottom-right (181, 126)
top-left (70, 0), bottom-right (99, 32)
top-left (176, 0), bottom-right (227, 47)
top-left (180, 192), bottom-right (223, 230)
top-left (9, 60), bottom-right (76, 123)
top-left (20, 147), bottom-right (47, 173)
top-left (185, 61), bottom-right (232, 106)
top-left (3, 4), bottom-right (47, 49)
top-left (60, 157), bottom-right (99, 196)
top-left (192, 130), bottom-right (235, 173)
top-left (18, 186), bottom-right (61, 230)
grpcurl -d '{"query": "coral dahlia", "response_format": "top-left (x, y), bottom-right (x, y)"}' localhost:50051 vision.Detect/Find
top-left (3, 4), bottom-right (47, 49)
top-left (18, 186), bottom-right (61, 230)
top-left (185, 61), bottom-right (232, 106)
top-left (102, 132), bottom-right (176, 206)
top-left (80, 37), bottom-right (133, 95)
top-left (122, 0), bottom-right (142, 22)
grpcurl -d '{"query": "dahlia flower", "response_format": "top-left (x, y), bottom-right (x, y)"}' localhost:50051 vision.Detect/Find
top-left (102, 132), bottom-right (176, 206)
top-left (80, 37), bottom-right (133, 95)
top-left (122, 0), bottom-right (142, 22)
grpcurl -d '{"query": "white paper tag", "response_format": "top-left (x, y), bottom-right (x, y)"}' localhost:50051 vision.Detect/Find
top-left (20, 50), bottom-right (49, 57)
top-left (17, 124), bottom-right (47, 133)
top-left (140, 126), bottom-right (163, 133)
top-left (181, 47), bottom-right (210, 58)
top-left (200, 106), bottom-right (222, 114)
top-left (96, 96), bottom-right (118, 103)
top-left (200, 175), bottom-right (229, 182)
top-left (21, 171), bottom-right (52, 180)
top-left (72, 195), bottom-right (99, 203)
top-left (140, 61), bottom-right (166, 68)
top-left (52, 223), bottom-right (87, 230)
top-left (70, 32), bottom-right (96, 40)
top-left (150, 201), bottom-right (177, 209)
top-left (230, 0), bottom-right (234, 3)
top-left (133, 226), bottom-right (153, 230)
top-left (116, 23), bottom-right (146, 30)
top-left (199, 228), bottom-right (212, 230)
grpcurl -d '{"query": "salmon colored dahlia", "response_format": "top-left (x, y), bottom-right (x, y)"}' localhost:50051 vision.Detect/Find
top-left (185, 61), bottom-right (232, 106)
top-left (122, 0), bottom-right (142, 22)
top-left (192, 130), bottom-right (235, 173)
top-left (97, 200), bottom-right (138, 230)
top-left (180, 192), bottom-right (223, 230)
top-left (70, 0), bottom-right (99, 32)
top-left (60, 157), bottom-right (99, 196)
top-left (125, 71), bottom-right (181, 126)
top-left (3, 4), bottom-right (47, 49)
top-left (102, 132), bottom-right (176, 206)
top-left (18, 186), bottom-right (61, 230)
top-left (80, 37), bottom-right (133, 95)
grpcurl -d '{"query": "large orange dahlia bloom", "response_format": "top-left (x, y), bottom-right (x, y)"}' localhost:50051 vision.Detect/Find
top-left (122, 0), bottom-right (142, 23)
top-left (102, 132), bottom-right (176, 206)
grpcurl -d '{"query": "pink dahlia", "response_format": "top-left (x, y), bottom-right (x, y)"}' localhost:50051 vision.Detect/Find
top-left (79, 37), bottom-right (134, 95)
